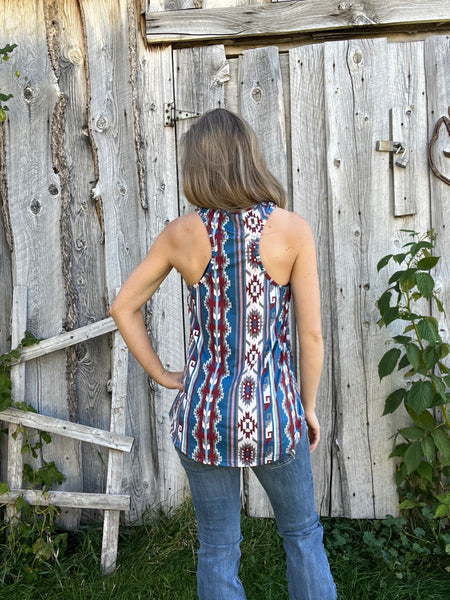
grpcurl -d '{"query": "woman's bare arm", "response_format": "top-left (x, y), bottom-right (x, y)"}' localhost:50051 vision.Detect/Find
top-left (109, 225), bottom-right (184, 391)
top-left (289, 216), bottom-right (324, 452)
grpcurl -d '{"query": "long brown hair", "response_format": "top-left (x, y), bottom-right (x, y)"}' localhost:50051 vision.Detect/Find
top-left (180, 108), bottom-right (286, 210)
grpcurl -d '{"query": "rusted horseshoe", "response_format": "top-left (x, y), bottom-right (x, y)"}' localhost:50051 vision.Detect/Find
top-left (428, 106), bottom-right (450, 186)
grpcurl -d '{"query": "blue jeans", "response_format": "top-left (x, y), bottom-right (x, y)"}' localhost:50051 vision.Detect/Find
top-left (177, 431), bottom-right (336, 600)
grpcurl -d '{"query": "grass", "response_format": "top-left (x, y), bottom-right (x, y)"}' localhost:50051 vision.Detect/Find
top-left (0, 499), bottom-right (449, 600)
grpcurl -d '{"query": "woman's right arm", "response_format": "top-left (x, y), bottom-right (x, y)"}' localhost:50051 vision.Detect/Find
top-left (289, 216), bottom-right (324, 452)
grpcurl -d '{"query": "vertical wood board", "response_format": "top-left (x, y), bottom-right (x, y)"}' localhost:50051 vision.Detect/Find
top-left (79, 0), bottom-right (152, 521)
top-left (1, 0), bottom-right (82, 529)
top-left (55, 0), bottom-right (112, 520)
top-left (136, 36), bottom-right (188, 508)
top-left (425, 36), bottom-right (450, 345)
top-left (289, 43), bottom-right (336, 516)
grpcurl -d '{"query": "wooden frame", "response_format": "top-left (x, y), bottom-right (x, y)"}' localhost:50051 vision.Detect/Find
top-left (146, 0), bottom-right (450, 44)
top-left (1, 286), bottom-right (132, 574)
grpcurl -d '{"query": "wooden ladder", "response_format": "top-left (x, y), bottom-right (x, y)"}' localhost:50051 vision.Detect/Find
top-left (0, 286), bottom-right (133, 574)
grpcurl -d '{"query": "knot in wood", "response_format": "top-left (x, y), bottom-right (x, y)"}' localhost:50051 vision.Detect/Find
top-left (30, 199), bottom-right (41, 215)
top-left (68, 46), bottom-right (83, 66)
top-left (337, 2), bottom-right (350, 9)
top-left (116, 180), bottom-right (127, 196)
top-left (251, 86), bottom-right (263, 103)
top-left (95, 114), bottom-right (110, 132)
top-left (353, 50), bottom-right (363, 64)
top-left (23, 86), bottom-right (34, 102)
top-left (48, 184), bottom-right (59, 196)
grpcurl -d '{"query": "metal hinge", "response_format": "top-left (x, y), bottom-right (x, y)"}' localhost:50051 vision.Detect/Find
top-left (164, 103), bottom-right (200, 127)
top-left (375, 140), bottom-right (409, 168)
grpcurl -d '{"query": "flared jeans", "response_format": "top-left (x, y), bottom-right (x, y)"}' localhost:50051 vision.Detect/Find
top-left (177, 429), bottom-right (337, 600)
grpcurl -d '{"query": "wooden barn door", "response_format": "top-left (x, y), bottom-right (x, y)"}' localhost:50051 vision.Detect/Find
top-left (166, 36), bottom-right (450, 519)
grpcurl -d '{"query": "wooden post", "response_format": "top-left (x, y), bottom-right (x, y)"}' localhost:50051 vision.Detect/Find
top-left (6, 286), bottom-right (27, 522)
top-left (101, 330), bottom-right (129, 574)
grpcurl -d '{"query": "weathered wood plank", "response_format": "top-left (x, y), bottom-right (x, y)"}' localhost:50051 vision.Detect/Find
top-left (101, 330), bottom-right (128, 574)
top-left (1, 407), bottom-right (133, 452)
top-left (174, 45), bottom-right (229, 360)
top-left (79, 0), bottom-right (151, 522)
top-left (146, 0), bottom-right (450, 44)
top-left (391, 106), bottom-right (418, 216)
top-left (238, 46), bottom-right (288, 191)
top-left (236, 46), bottom-right (287, 517)
top-left (6, 286), bottom-right (27, 522)
top-left (425, 36), bottom-right (450, 346)
top-left (324, 37), bottom-right (430, 518)
top-left (51, 0), bottom-right (112, 519)
top-left (0, 490), bottom-right (130, 511)
top-left (13, 318), bottom-right (117, 364)
top-left (135, 29), bottom-right (188, 508)
top-left (289, 43), bottom-right (336, 517)
top-left (2, 0), bottom-right (83, 529)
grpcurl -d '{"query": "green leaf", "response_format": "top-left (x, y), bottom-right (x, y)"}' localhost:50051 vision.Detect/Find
top-left (398, 353), bottom-right (411, 370)
top-left (421, 435), bottom-right (436, 462)
top-left (388, 271), bottom-right (403, 284)
top-left (392, 335), bottom-right (411, 345)
top-left (423, 344), bottom-right (442, 370)
top-left (378, 348), bottom-right (401, 379)
top-left (417, 318), bottom-right (439, 344)
top-left (416, 256), bottom-right (439, 270)
top-left (406, 343), bottom-right (422, 371)
top-left (410, 241), bottom-right (433, 257)
top-left (383, 388), bottom-right (406, 415)
top-left (405, 441), bottom-right (423, 474)
top-left (430, 429), bottom-right (450, 461)
top-left (377, 254), bottom-right (393, 271)
top-left (393, 253), bottom-right (407, 264)
top-left (430, 374), bottom-right (447, 402)
top-left (0, 481), bottom-right (9, 494)
top-left (377, 290), bottom-right (392, 315)
top-left (406, 381), bottom-right (435, 412)
top-left (398, 426), bottom-right (424, 441)
top-left (381, 306), bottom-right (400, 326)
top-left (434, 504), bottom-right (450, 519)
top-left (415, 272), bottom-right (435, 298)
top-left (399, 498), bottom-right (419, 510)
top-left (407, 407), bottom-right (436, 430)
top-left (399, 269), bottom-right (417, 291)
top-left (389, 443), bottom-right (409, 458)
top-left (435, 296), bottom-right (445, 313)
top-left (417, 461), bottom-right (433, 482)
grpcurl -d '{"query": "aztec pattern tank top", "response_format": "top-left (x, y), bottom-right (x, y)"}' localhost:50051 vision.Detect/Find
top-left (170, 202), bottom-right (304, 467)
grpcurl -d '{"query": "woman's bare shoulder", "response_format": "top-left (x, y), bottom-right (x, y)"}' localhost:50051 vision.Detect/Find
top-left (271, 207), bottom-right (314, 241)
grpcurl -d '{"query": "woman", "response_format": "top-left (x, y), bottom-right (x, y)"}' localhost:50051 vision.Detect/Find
top-left (110, 108), bottom-right (336, 600)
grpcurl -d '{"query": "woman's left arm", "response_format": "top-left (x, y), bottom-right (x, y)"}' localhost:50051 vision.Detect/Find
top-left (109, 226), bottom-right (184, 391)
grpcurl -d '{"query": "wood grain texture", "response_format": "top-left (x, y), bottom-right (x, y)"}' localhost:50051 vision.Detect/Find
top-left (101, 331), bottom-right (128, 574)
top-left (53, 0), bottom-right (112, 517)
top-left (6, 287), bottom-right (27, 522)
top-left (1, 0), bottom-right (82, 529)
top-left (79, 0), bottom-right (152, 522)
top-left (236, 45), bottom-right (287, 517)
top-left (0, 490), bottom-right (130, 510)
top-left (146, 0), bottom-right (450, 44)
top-left (289, 43), bottom-right (336, 516)
top-left (135, 34), bottom-right (188, 509)
top-left (425, 36), bottom-right (450, 348)
top-left (1, 406), bottom-right (133, 452)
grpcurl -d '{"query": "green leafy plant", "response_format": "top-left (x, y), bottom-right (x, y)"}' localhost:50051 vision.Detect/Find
top-left (0, 43), bottom-right (19, 122)
top-left (376, 230), bottom-right (450, 532)
top-left (0, 334), bottom-right (66, 582)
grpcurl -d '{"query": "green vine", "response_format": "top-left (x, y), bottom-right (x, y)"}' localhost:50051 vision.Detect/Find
top-left (376, 230), bottom-right (450, 534)
top-left (0, 334), bottom-right (66, 582)
top-left (0, 43), bottom-right (19, 122)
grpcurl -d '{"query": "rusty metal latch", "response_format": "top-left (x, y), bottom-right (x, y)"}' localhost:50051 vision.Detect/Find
top-left (164, 103), bottom-right (200, 127)
top-left (376, 140), bottom-right (409, 168)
